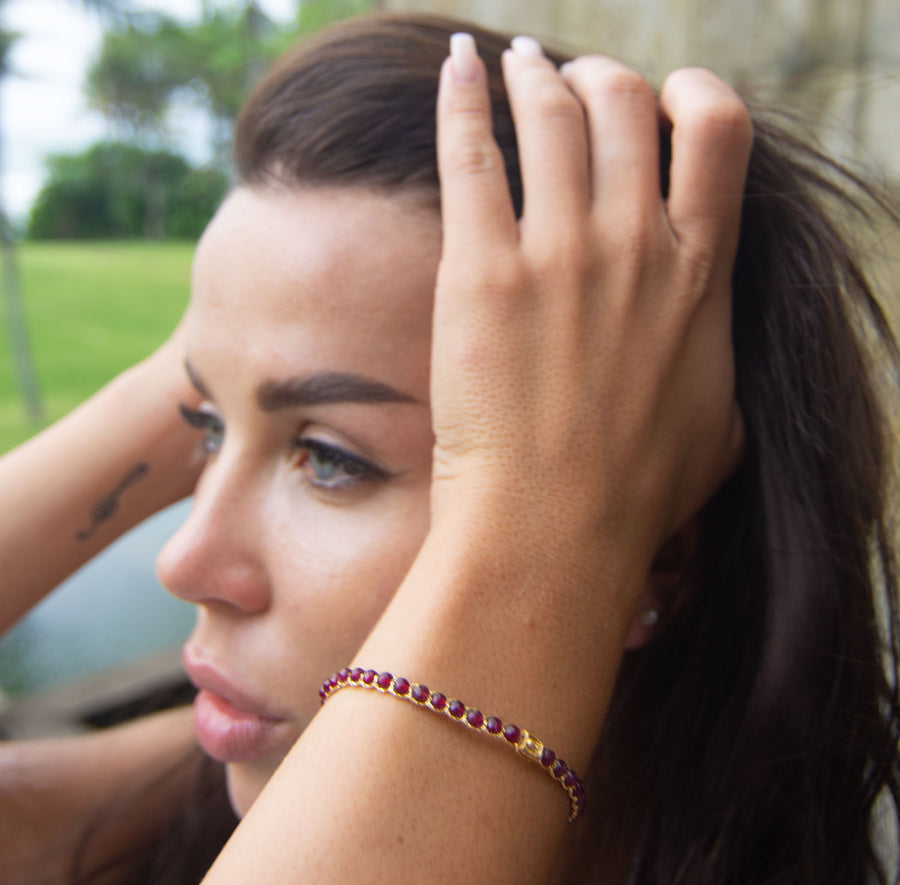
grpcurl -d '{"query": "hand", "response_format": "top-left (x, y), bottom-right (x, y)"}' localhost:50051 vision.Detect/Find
top-left (431, 37), bottom-right (750, 591)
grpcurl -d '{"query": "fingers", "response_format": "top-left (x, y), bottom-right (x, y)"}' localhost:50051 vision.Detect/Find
top-left (437, 33), bottom-right (518, 259)
top-left (560, 57), bottom-right (663, 226)
top-left (500, 37), bottom-right (591, 236)
top-left (659, 68), bottom-right (753, 264)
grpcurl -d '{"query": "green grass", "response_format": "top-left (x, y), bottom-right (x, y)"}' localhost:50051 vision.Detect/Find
top-left (0, 241), bottom-right (195, 454)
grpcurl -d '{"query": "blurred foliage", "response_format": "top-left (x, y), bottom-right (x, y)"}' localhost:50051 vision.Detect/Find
top-left (27, 143), bottom-right (227, 240)
top-left (86, 0), bottom-right (375, 161)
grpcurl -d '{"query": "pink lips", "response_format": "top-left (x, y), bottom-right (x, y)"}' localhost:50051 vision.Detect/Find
top-left (183, 648), bottom-right (290, 763)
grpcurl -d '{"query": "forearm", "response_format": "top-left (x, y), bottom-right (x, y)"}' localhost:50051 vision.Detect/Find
top-left (0, 707), bottom-right (197, 882)
top-left (204, 520), bottom-right (643, 884)
top-left (0, 350), bottom-right (201, 633)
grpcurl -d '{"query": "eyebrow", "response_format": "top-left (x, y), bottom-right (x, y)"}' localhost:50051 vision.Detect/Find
top-left (185, 360), bottom-right (418, 410)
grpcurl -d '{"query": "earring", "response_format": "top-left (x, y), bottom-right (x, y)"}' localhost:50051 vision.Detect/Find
top-left (640, 608), bottom-right (660, 628)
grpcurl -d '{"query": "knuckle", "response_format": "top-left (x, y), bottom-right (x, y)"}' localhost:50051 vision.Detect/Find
top-left (667, 69), bottom-right (753, 144)
top-left (444, 136), bottom-right (501, 178)
top-left (566, 56), bottom-right (656, 110)
top-left (530, 82), bottom-right (584, 124)
top-left (601, 68), bottom-right (655, 104)
top-left (582, 61), bottom-right (654, 105)
top-left (530, 232), bottom-right (591, 282)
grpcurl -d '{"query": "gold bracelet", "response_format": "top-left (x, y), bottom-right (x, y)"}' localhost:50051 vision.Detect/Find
top-left (320, 668), bottom-right (586, 822)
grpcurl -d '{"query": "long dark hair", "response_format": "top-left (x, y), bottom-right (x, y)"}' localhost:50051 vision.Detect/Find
top-left (81, 12), bottom-right (900, 884)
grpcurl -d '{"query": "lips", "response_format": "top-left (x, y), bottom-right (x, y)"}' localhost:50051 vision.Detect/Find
top-left (183, 647), bottom-right (292, 763)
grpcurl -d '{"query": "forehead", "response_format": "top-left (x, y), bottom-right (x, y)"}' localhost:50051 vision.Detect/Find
top-left (189, 186), bottom-right (441, 397)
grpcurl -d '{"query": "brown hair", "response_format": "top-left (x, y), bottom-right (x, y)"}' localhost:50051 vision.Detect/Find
top-left (83, 12), bottom-right (900, 884)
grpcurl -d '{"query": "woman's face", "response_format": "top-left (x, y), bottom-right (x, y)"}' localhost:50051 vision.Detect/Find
top-left (156, 186), bottom-right (440, 815)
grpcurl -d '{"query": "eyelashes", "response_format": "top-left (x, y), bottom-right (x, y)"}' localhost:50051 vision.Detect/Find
top-left (293, 438), bottom-right (388, 489)
top-left (179, 404), bottom-right (223, 453)
top-left (178, 404), bottom-right (387, 490)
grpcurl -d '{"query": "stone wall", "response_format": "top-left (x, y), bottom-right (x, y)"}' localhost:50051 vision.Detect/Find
top-left (380, 0), bottom-right (900, 177)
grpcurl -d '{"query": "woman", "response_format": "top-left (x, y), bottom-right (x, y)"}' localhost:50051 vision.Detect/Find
top-left (1, 12), bottom-right (898, 884)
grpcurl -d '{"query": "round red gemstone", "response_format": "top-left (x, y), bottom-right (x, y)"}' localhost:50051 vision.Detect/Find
top-left (393, 676), bottom-right (410, 695)
top-left (430, 692), bottom-right (447, 711)
top-left (377, 672), bottom-right (393, 689)
top-left (564, 772), bottom-right (579, 789)
top-left (540, 748), bottom-right (556, 768)
top-left (447, 699), bottom-right (466, 718)
top-left (465, 709), bottom-right (484, 729)
top-left (318, 688), bottom-right (327, 702)
top-left (485, 716), bottom-right (502, 734)
top-left (362, 670), bottom-right (376, 684)
top-left (338, 668), bottom-right (350, 682)
top-left (502, 724), bottom-right (521, 744)
top-left (552, 760), bottom-right (568, 780)
top-left (411, 684), bottom-right (429, 703)
top-left (349, 668), bottom-right (363, 681)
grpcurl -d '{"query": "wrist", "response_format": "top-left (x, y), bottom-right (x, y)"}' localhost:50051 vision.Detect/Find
top-left (354, 513), bottom-right (646, 771)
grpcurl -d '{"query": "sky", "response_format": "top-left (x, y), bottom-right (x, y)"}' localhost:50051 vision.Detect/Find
top-left (1, 0), bottom-right (296, 224)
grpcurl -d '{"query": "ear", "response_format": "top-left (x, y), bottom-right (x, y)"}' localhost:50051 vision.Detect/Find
top-left (624, 519), bottom-right (700, 650)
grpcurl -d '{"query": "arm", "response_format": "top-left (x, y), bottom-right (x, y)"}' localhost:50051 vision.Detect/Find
top-left (204, 40), bottom-right (750, 883)
top-left (0, 707), bottom-right (196, 884)
top-left (0, 324), bottom-right (203, 634)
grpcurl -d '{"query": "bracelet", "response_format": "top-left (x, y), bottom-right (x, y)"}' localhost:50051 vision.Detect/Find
top-left (319, 668), bottom-right (586, 822)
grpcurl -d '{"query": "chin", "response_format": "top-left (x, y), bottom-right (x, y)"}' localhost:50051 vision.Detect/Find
top-left (225, 760), bottom-right (274, 818)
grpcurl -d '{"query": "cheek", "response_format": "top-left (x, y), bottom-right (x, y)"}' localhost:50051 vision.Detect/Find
top-left (269, 489), bottom-right (431, 662)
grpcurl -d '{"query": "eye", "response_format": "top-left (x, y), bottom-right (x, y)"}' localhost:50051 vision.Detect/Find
top-left (179, 404), bottom-right (224, 454)
top-left (293, 438), bottom-right (386, 490)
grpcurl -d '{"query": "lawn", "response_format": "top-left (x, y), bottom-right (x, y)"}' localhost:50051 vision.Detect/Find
top-left (0, 241), bottom-right (195, 454)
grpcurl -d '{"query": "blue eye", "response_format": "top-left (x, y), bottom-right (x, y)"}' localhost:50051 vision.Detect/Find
top-left (295, 439), bottom-right (385, 489)
top-left (179, 404), bottom-right (224, 454)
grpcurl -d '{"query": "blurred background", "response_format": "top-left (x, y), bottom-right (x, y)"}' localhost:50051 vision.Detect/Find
top-left (0, 0), bottom-right (897, 735)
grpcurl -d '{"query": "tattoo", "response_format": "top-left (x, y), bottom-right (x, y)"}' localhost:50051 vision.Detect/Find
top-left (76, 463), bottom-right (150, 541)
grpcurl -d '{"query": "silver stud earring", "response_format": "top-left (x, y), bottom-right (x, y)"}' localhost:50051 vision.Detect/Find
top-left (640, 608), bottom-right (660, 628)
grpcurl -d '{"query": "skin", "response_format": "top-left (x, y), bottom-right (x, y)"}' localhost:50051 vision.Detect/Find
top-left (0, 32), bottom-right (752, 885)
top-left (156, 186), bottom-right (443, 813)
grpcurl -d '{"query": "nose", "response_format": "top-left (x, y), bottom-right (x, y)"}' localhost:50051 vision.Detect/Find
top-left (156, 454), bottom-right (272, 614)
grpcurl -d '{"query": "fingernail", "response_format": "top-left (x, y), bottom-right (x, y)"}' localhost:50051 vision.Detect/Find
top-left (559, 61), bottom-right (574, 77)
top-left (450, 32), bottom-right (479, 83)
top-left (511, 35), bottom-right (543, 57)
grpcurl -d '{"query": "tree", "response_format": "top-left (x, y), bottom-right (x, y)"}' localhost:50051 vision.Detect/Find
top-left (27, 143), bottom-right (227, 240)
top-left (86, 1), bottom-right (377, 171)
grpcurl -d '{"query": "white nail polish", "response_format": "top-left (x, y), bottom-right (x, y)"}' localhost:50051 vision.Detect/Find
top-left (511, 35), bottom-right (543, 57)
top-left (450, 32), bottom-right (479, 83)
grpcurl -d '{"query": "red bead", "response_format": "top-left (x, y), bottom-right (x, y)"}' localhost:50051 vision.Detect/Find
top-left (540, 748), bottom-right (556, 768)
top-left (503, 724), bottom-right (521, 744)
top-left (338, 668), bottom-right (350, 682)
top-left (430, 692), bottom-right (447, 711)
top-left (393, 676), bottom-right (410, 695)
top-left (362, 670), bottom-right (377, 684)
top-left (485, 716), bottom-right (503, 734)
top-left (465, 709), bottom-right (484, 729)
top-left (411, 684), bottom-right (429, 703)
top-left (349, 668), bottom-right (363, 681)
top-left (552, 760), bottom-right (568, 780)
top-left (328, 674), bottom-right (338, 688)
top-left (318, 688), bottom-right (327, 702)
top-left (447, 699), bottom-right (466, 718)
top-left (564, 772), bottom-right (579, 789)
top-left (377, 672), bottom-right (393, 690)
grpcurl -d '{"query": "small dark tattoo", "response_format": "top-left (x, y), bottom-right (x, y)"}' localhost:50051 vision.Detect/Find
top-left (76, 462), bottom-right (150, 541)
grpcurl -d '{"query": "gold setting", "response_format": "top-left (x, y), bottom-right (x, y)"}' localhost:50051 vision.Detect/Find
top-left (321, 670), bottom-right (586, 823)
